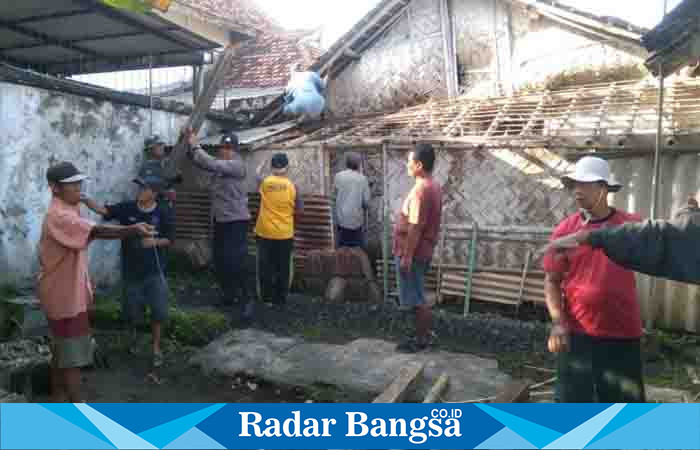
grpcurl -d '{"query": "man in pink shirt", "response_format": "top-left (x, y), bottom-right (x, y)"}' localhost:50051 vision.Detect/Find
top-left (39, 162), bottom-right (154, 402)
top-left (543, 156), bottom-right (645, 403)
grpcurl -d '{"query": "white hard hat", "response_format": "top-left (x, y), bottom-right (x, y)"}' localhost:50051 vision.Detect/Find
top-left (561, 156), bottom-right (622, 192)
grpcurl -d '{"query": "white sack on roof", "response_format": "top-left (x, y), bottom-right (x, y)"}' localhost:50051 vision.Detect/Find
top-left (283, 69), bottom-right (326, 120)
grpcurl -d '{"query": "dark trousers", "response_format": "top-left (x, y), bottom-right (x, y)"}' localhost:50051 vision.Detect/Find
top-left (256, 237), bottom-right (294, 303)
top-left (337, 226), bottom-right (365, 248)
top-left (557, 333), bottom-right (646, 403)
top-left (213, 220), bottom-right (251, 303)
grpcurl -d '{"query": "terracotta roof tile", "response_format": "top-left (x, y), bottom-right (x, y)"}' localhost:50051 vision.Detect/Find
top-left (222, 33), bottom-right (322, 89)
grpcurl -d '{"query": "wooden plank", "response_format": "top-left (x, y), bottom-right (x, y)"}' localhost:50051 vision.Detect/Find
top-left (372, 362), bottom-right (424, 403)
top-left (423, 373), bottom-right (449, 403)
top-left (378, 260), bottom-right (546, 277)
top-left (493, 381), bottom-right (531, 403)
top-left (167, 44), bottom-right (239, 180)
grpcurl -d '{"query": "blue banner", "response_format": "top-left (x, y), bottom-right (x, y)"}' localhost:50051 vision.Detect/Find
top-left (1, 403), bottom-right (699, 449)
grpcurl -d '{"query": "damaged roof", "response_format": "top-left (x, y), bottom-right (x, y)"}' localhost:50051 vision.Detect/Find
top-left (252, 0), bottom-right (649, 126)
top-left (222, 31), bottom-right (323, 89)
top-left (642, 0), bottom-right (700, 77)
top-left (264, 78), bottom-right (700, 152)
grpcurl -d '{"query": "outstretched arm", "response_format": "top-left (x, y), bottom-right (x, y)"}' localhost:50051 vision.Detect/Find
top-left (184, 128), bottom-right (245, 178)
top-left (90, 223), bottom-right (155, 241)
top-left (80, 196), bottom-right (109, 217)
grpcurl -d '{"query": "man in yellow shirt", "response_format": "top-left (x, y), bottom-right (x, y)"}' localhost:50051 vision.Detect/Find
top-left (254, 153), bottom-right (303, 305)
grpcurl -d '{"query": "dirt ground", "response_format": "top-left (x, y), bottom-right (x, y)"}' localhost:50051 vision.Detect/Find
top-left (26, 273), bottom-right (700, 403)
top-left (31, 330), bottom-right (313, 404)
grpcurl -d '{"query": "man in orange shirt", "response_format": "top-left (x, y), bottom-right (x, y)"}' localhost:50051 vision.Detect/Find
top-left (39, 162), bottom-right (154, 402)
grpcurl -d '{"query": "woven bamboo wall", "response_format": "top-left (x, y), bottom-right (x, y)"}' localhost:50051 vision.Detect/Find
top-left (383, 146), bottom-right (575, 266)
top-left (244, 147), bottom-right (323, 195)
top-left (450, 0), bottom-right (643, 97)
top-left (327, 0), bottom-right (447, 116)
top-left (328, 147), bottom-right (384, 250)
top-left (508, 6), bottom-right (642, 90)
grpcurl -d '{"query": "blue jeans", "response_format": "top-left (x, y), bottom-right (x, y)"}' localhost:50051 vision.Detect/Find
top-left (395, 257), bottom-right (429, 310)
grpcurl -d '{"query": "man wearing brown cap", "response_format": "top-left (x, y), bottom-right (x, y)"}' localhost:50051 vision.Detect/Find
top-left (39, 162), bottom-right (154, 402)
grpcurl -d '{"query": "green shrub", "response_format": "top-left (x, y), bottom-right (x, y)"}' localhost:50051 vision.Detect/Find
top-left (93, 294), bottom-right (229, 346)
top-left (167, 308), bottom-right (228, 346)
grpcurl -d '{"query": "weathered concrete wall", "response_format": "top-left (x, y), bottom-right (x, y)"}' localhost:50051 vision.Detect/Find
top-left (0, 81), bottom-right (219, 289)
top-left (326, 0), bottom-right (447, 116)
top-left (451, 0), bottom-right (643, 96)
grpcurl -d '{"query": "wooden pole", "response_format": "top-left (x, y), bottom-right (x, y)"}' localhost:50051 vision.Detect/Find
top-left (166, 44), bottom-right (239, 180)
top-left (436, 217), bottom-right (447, 304)
top-left (382, 143), bottom-right (389, 302)
top-left (464, 223), bottom-right (478, 316)
top-left (516, 249), bottom-right (532, 315)
top-left (440, 0), bottom-right (458, 99)
top-left (647, 0), bottom-right (669, 331)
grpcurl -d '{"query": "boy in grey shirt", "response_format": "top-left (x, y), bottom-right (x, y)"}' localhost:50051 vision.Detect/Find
top-left (333, 152), bottom-right (370, 247)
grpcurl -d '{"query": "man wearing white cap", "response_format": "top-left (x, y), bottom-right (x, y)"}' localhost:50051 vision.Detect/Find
top-left (542, 156), bottom-right (646, 403)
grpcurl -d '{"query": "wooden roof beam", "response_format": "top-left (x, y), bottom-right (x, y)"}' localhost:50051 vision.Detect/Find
top-left (150, 1), bottom-right (244, 46)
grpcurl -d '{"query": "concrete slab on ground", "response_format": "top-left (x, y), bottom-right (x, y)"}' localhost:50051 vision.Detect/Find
top-left (190, 329), bottom-right (512, 402)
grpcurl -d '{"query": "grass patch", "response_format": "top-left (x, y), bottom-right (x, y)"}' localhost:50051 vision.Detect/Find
top-left (301, 326), bottom-right (322, 340)
top-left (168, 308), bottom-right (228, 346)
top-left (0, 284), bottom-right (21, 302)
top-left (93, 293), bottom-right (229, 347)
top-left (164, 252), bottom-right (217, 292)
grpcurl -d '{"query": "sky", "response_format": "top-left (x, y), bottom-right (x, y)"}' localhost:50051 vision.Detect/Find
top-left (254, 0), bottom-right (383, 48)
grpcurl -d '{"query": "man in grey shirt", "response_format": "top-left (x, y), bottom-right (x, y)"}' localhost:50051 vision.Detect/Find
top-left (185, 129), bottom-right (254, 323)
top-left (333, 152), bottom-right (370, 247)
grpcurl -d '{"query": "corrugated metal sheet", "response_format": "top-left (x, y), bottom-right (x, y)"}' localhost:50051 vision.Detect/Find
top-left (174, 190), bottom-right (211, 241)
top-left (247, 193), bottom-right (335, 275)
top-left (0, 0), bottom-right (225, 75)
top-left (175, 190), bottom-right (335, 273)
top-left (200, 120), bottom-right (298, 146)
top-left (610, 155), bottom-right (700, 333)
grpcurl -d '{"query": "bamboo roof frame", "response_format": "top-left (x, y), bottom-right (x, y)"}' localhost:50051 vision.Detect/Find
top-left (260, 77), bottom-right (700, 157)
